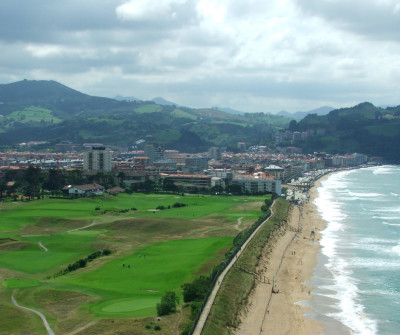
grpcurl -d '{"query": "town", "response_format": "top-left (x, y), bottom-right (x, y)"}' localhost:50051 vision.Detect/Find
top-left (0, 139), bottom-right (376, 200)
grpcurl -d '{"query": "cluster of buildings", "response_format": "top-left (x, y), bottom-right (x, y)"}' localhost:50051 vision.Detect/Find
top-left (275, 128), bottom-right (328, 145)
top-left (0, 139), bottom-right (375, 197)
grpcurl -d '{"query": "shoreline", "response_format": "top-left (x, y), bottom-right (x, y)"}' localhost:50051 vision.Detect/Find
top-left (236, 173), bottom-right (336, 335)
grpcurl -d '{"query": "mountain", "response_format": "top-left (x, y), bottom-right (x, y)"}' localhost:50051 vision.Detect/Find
top-left (289, 102), bottom-right (400, 162)
top-left (212, 107), bottom-right (245, 115)
top-left (0, 80), bottom-right (290, 152)
top-left (114, 95), bottom-right (142, 102)
top-left (151, 97), bottom-right (180, 106)
top-left (277, 106), bottom-right (334, 120)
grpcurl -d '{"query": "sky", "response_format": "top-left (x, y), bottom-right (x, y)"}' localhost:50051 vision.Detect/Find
top-left (1, 0), bottom-right (400, 113)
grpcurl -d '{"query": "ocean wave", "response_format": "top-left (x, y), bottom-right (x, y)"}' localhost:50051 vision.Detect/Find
top-left (349, 257), bottom-right (400, 270)
top-left (323, 264), bottom-right (378, 335)
top-left (347, 191), bottom-right (384, 198)
top-left (372, 166), bottom-right (398, 175)
top-left (371, 206), bottom-right (400, 214)
top-left (382, 221), bottom-right (400, 226)
top-left (393, 244), bottom-right (400, 256)
top-left (373, 214), bottom-right (400, 221)
top-left (348, 240), bottom-right (400, 257)
top-left (313, 166), bottom-right (399, 335)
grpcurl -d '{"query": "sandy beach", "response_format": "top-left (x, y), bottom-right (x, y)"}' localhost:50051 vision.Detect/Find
top-left (236, 177), bottom-right (329, 335)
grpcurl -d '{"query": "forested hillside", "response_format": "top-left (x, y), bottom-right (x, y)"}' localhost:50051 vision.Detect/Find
top-left (0, 80), bottom-right (290, 151)
top-left (289, 102), bottom-right (400, 162)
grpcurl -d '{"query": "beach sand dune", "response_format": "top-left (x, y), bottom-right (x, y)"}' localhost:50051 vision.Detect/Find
top-left (236, 180), bottom-right (327, 335)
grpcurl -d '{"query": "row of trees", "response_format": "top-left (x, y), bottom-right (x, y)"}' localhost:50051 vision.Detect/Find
top-left (1, 165), bottom-right (277, 201)
top-left (0, 166), bottom-right (121, 200)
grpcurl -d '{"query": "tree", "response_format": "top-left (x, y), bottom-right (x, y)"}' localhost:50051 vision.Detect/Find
top-left (42, 169), bottom-right (65, 192)
top-left (288, 119), bottom-right (297, 131)
top-left (182, 276), bottom-right (211, 303)
top-left (156, 291), bottom-right (179, 316)
top-left (162, 178), bottom-right (178, 192)
top-left (23, 165), bottom-right (41, 199)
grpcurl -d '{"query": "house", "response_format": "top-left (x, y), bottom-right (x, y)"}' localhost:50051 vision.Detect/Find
top-left (67, 183), bottom-right (105, 197)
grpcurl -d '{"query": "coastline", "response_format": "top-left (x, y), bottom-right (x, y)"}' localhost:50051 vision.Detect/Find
top-left (236, 173), bottom-right (337, 335)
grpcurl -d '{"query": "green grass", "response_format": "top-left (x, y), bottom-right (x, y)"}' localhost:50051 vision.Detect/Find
top-left (7, 107), bottom-right (62, 124)
top-left (0, 193), bottom-right (270, 330)
top-left (0, 233), bottom-right (98, 274)
top-left (4, 277), bottom-right (42, 289)
top-left (171, 109), bottom-right (197, 120)
top-left (56, 237), bottom-right (232, 317)
top-left (134, 104), bottom-right (163, 114)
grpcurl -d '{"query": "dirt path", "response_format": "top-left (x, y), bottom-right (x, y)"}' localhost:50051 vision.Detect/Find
top-left (12, 293), bottom-right (55, 335)
top-left (234, 217), bottom-right (243, 231)
top-left (193, 203), bottom-right (276, 335)
top-left (67, 221), bottom-right (98, 232)
top-left (38, 241), bottom-right (48, 252)
top-left (65, 321), bottom-right (98, 335)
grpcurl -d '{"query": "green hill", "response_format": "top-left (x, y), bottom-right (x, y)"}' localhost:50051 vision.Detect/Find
top-left (0, 80), bottom-right (291, 151)
top-left (289, 102), bottom-right (400, 162)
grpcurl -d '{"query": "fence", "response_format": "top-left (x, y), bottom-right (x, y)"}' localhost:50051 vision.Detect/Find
top-left (188, 204), bottom-right (274, 335)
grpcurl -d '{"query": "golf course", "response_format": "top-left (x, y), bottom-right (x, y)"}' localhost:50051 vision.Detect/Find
top-left (0, 192), bottom-right (270, 334)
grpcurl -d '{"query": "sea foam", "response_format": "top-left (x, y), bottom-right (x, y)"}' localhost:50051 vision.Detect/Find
top-left (314, 170), bottom-right (379, 334)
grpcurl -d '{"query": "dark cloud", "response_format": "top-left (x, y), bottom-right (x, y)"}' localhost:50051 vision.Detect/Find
top-left (295, 0), bottom-right (400, 42)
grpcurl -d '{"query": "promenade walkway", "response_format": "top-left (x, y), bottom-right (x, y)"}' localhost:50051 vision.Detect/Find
top-left (193, 202), bottom-right (276, 335)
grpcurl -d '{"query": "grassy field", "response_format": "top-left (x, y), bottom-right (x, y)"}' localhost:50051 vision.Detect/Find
top-left (0, 192), bottom-right (269, 334)
top-left (7, 106), bottom-right (62, 125)
top-left (134, 104), bottom-right (163, 114)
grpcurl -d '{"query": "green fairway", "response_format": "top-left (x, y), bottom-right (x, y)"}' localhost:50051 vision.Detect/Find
top-left (0, 232), bottom-right (99, 274)
top-left (56, 237), bottom-right (232, 317)
top-left (0, 192), bottom-right (269, 332)
top-left (5, 277), bottom-right (41, 289)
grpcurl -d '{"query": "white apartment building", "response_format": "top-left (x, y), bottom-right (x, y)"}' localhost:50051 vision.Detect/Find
top-left (83, 146), bottom-right (112, 172)
top-left (232, 173), bottom-right (282, 195)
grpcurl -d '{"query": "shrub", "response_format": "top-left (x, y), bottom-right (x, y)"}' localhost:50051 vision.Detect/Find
top-left (172, 202), bottom-right (187, 208)
top-left (182, 276), bottom-right (211, 302)
top-left (156, 291), bottom-right (179, 316)
top-left (102, 249), bottom-right (112, 256)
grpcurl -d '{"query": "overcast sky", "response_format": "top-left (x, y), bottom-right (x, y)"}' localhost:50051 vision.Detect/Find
top-left (1, 0), bottom-right (400, 113)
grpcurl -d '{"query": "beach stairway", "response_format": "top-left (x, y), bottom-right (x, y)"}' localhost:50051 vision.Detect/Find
top-left (234, 265), bottom-right (271, 284)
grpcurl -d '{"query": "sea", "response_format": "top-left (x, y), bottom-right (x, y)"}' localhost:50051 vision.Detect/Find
top-left (307, 165), bottom-right (400, 335)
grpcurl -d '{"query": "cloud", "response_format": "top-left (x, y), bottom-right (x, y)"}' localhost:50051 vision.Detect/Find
top-left (0, 0), bottom-right (399, 112)
top-left (295, 0), bottom-right (400, 42)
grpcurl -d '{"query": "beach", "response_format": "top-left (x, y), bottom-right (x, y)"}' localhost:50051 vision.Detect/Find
top-left (236, 176), bottom-right (329, 335)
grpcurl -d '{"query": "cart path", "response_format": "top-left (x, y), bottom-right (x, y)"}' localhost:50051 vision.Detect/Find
top-left (65, 321), bottom-right (98, 335)
top-left (234, 217), bottom-right (243, 231)
top-left (67, 221), bottom-right (98, 232)
top-left (193, 202), bottom-right (276, 335)
top-left (12, 294), bottom-right (55, 335)
top-left (38, 241), bottom-right (48, 252)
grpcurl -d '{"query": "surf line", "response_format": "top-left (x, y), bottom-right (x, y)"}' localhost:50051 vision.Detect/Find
top-left (12, 294), bottom-right (55, 335)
